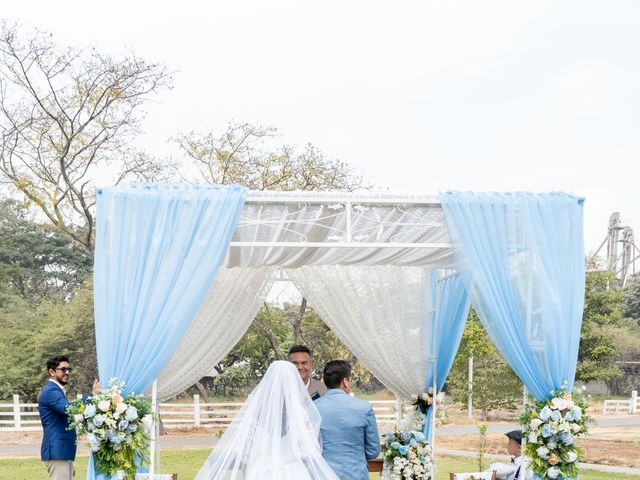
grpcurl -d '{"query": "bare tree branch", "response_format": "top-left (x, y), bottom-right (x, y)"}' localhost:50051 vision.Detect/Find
top-left (0, 23), bottom-right (173, 254)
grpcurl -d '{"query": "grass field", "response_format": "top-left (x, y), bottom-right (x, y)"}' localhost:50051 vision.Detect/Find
top-left (1, 450), bottom-right (639, 480)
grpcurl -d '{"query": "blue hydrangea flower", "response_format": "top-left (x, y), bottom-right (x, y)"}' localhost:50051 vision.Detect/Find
top-left (541, 424), bottom-right (553, 438)
top-left (118, 419), bottom-right (130, 431)
top-left (539, 406), bottom-right (552, 421)
top-left (560, 432), bottom-right (574, 445)
top-left (126, 423), bottom-right (138, 434)
top-left (83, 404), bottom-right (97, 418)
top-left (572, 405), bottom-right (582, 421)
top-left (92, 414), bottom-right (105, 427)
top-left (550, 410), bottom-right (561, 422)
top-left (88, 433), bottom-right (101, 452)
top-left (391, 442), bottom-right (401, 450)
top-left (124, 406), bottom-right (138, 421)
top-left (414, 432), bottom-right (426, 442)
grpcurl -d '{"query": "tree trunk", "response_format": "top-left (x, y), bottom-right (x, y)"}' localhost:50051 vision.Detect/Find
top-left (255, 303), bottom-right (286, 359)
top-left (292, 297), bottom-right (307, 345)
top-left (195, 381), bottom-right (212, 403)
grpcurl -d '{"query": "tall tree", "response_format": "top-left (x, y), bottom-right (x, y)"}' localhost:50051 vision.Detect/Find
top-left (447, 309), bottom-right (522, 420)
top-left (576, 270), bottom-right (625, 383)
top-left (623, 276), bottom-right (640, 321)
top-left (0, 279), bottom-right (96, 401)
top-left (0, 198), bottom-right (91, 301)
top-left (175, 123), bottom-right (365, 191)
top-left (0, 23), bottom-right (172, 254)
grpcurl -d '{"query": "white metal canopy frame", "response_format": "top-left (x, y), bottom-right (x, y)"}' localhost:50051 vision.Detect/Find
top-left (148, 191), bottom-right (456, 475)
top-left (94, 186), bottom-right (585, 480)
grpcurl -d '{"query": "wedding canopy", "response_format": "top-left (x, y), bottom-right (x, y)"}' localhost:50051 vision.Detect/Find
top-left (91, 184), bottom-right (585, 480)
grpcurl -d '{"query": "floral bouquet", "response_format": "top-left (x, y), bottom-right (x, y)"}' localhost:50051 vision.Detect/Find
top-left (67, 379), bottom-right (154, 479)
top-left (410, 388), bottom-right (435, 414)
top-left (381, 431), bottom-right (433, 480)
top-left (519, 386), bottom-right (592, 480)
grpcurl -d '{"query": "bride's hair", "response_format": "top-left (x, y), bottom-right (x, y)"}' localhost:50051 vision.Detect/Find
top-left (322, 360), bottom-right (351, 389)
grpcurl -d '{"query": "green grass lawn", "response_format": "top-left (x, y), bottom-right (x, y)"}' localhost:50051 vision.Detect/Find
top-left (1, 450), bottom-right (638, 480)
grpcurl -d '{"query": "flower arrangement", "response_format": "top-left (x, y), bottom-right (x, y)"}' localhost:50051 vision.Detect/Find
top-left (519, 386), bottom-right (592, 480)
top-left (381, 431), bottom-right (433, 480)
top-left (411, 387), bottom-right (435, 414)
top-left (67, 379), bottom-right (154, 479)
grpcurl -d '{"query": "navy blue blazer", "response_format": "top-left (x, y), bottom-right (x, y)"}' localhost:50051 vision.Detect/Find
top-left (38, 380), bottom-right (77, 461)
top-left (314, 389), bottom-right (381, 480)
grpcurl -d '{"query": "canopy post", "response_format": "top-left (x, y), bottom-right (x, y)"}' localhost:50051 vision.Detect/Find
top-left (149, 379), bottom-right (158, 477)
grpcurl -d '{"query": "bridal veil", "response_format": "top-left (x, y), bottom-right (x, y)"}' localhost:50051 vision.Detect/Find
top-left (194, 360), bottom-right (339, 480)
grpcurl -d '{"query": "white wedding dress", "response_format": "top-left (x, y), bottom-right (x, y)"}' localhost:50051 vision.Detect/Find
top-left (194, 361), bottom-right (339, 480)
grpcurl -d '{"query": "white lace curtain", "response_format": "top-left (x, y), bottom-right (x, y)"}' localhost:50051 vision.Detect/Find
top-left (154, 192), bottom-right (458, 400)
top-left (155, 266), bottom-right (278, 401)
top-left (287, 265), bottom-right (434, 399)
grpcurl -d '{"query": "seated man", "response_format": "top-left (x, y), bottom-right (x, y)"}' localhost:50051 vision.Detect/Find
top-left (488, 430), bottom-right (532, 480)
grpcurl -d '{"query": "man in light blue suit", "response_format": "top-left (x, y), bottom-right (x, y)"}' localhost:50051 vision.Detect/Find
top-left (314, 360), bottom-right (380, 480)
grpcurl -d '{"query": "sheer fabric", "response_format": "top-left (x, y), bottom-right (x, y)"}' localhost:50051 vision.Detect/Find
top-left (423, 271), bottom-right (470, 442)
top-left (155, 266), bottom-right (278, 401)
top-left (226, 192), bottom-right (453, 268)
top-left (287, 265), bottom-right (434, 399)
top-left (92, 183), bottom-right (246, 479)
top-left (441, 192), bottom-right (585, 400)
top-left (194, 361), bottom-right (339, 480)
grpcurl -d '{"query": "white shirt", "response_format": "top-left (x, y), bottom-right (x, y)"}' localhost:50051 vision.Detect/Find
top-left (48, 378), bottom-right (67, 396)
top-left (489, 456), bottom-right (532, 480)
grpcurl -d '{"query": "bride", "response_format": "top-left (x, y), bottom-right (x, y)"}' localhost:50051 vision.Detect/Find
top-left (194, 360), bottom-right (340, 480)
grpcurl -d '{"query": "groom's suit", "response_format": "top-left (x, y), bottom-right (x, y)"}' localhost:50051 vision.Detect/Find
top-left (315, 389), bottom-right (380, 480)
top-left (38, 380), bottom-right (77, 462)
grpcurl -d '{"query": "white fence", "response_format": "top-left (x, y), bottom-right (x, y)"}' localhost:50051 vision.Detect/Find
top-left (0, 395), bottom-right (402, 432)
top-left (161, 397), bottom-right (401, 431)
top-left (0, 395), bottom-right (41, 431)
top-left (602, 390), bottom-right (639, 415)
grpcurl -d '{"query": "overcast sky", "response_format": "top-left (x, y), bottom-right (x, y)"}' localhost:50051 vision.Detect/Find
top-left (4, 0), bottom-right (640, 255)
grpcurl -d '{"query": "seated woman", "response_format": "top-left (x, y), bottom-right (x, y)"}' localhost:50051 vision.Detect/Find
top-left (194, 361), bottom-right (339, 480)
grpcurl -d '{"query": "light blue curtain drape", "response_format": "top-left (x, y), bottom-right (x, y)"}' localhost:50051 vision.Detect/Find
top-left (440, 192), bottom-right (585, 401)
top-left (423, 270), bottom-right (470, 442)
top-left (89, 183), bottom-right (247, 479)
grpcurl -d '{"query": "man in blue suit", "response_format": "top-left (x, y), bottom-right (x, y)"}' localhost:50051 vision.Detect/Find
top-left (314, 360), bottom-right (380, 480)
top-left (38, 355), bottom-right (99, 480)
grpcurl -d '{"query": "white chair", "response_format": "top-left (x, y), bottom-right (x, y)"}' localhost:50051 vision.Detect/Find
top-left (449, 471), bottom-right (496, 480)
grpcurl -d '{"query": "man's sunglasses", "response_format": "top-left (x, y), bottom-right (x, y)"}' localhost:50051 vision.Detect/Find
top-left (55, 367), bottom-right (72, 373)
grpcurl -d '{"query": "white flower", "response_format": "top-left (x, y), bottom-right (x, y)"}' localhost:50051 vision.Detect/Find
top-left (546, 466), bottom-right (560, 479)
top-left (115, 402), bottom-right (128, 415)
top-left (141, 414), bottom-right (154, 433)
top-left (427, 387), bottom-right (434, 395)
top-left (421, 392), bottom-right (429, 402)
top-left (581, 385), bottom-right (587, 392)
top-left (551, 397), bottom-right (568, 411)
top-left (74, 414), bottom-right (84, 424)
top-left (566, 451), bottom-right (578, 463)
top-left (571, 423), bottom-right (581, 433)
top-left (411, 394), bottom-right (418, 402)
top-left (530, 418), bottom-right (543, 430)
top-left (536, 446), bottom-right (550, 459)
top-left (98, 400), bottom-right (111, 413)
top-left (528, 432), bottom-right (538, 444)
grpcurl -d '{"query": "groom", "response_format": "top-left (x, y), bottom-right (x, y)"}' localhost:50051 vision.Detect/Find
top-left (314, 360), bottom-right (380, 480)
